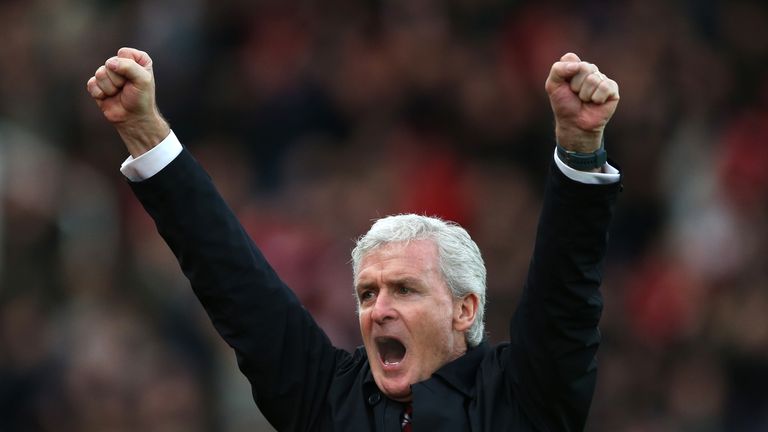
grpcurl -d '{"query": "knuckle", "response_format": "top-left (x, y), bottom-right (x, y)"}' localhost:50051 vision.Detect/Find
top-left (106, 69), bottom-right (125, 83)
top-left (570, 80), bottom-right (583, 91)
top-left (575, 70), bottom-right (590, 82)
top-left (96, 80), bottom-right (112, 91)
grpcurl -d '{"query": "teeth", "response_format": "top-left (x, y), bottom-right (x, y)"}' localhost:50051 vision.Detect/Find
top-left (384, 359), bottom-right (401, 366)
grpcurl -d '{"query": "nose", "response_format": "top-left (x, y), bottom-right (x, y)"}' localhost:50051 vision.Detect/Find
top-left (370, 290), bottom-right (397, 325)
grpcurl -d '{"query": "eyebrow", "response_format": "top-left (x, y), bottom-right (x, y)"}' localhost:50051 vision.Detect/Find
top-left (355, 276), bottom-right (423, 291)
top-left (355, 281), bottom-right (377, 293)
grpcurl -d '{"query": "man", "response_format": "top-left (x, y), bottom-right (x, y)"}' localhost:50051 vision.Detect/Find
top-left (87, 47), bottom-right (621, 431)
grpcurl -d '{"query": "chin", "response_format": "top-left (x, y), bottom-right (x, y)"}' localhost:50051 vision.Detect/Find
top-left (382, 383), bottom-right (412, 402)
top-left (376, 374), bottom-right (413, 402)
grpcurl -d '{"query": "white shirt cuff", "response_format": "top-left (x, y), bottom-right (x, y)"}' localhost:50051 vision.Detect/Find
top-left (118, 135), bottom-right (620, 185)
top-left (120, 130), bottom-right (182, 182)
top-left (553, 148), bottom-right (620, 184)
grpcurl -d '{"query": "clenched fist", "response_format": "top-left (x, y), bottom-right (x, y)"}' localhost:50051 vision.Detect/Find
top-left (87, 47), bottom-right (169, 157)
top-left (545, 53), bottom-right (620, 154)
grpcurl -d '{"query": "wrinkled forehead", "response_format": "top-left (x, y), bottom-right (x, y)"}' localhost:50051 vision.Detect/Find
top-left (354, 239), bottom-right (440, 282)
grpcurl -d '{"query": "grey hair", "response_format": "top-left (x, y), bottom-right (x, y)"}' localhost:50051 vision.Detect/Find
top-left (351, 214), bottom-right (487, 347)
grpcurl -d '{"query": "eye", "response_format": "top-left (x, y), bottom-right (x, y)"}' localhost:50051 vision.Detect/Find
top-left (359, 290), bottom-right (376, 302)
top-left (397, 285), bottom-right (411, 295)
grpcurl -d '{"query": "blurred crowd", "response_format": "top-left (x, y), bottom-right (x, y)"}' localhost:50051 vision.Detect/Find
top-left (1, 0), bottom-right (767, 430)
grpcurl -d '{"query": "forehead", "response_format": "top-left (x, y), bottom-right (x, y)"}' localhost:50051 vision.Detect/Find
top-left (356, 239), bottom-right (440, 282)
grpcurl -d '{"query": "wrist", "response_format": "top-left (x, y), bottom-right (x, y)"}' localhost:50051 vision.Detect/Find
top-left (556, 139), bottom-right (607, 172)
top-left (116, 113), bottom-right (170, 158)
top-left (555, 125), bottom-right (603, 153)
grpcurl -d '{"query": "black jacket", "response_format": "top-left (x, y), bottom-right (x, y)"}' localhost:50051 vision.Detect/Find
top-left (130, 149), bottom-right (620, 431)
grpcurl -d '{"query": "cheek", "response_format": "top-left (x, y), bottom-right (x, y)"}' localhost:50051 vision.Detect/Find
top-left (359, 310), bottom-right (375, 340)
top-left (409, 306), bottom-right (454, 348)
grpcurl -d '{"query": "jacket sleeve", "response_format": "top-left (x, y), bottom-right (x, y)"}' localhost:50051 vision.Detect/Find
top-left (129, 149), bottom-right (343, 431)
top-left (506, 162), bottom-right (620, 431)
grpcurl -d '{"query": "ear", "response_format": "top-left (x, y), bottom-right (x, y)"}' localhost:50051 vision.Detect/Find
top-left (453, 293), bottom-right (479, 333)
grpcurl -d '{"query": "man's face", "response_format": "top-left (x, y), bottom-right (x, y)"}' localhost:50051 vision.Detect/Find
top-left (355, 239), bottom-right (473, 401)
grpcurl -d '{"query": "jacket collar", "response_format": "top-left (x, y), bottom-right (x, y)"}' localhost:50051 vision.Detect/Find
top-left (431, 341), bottom-right (490, 396)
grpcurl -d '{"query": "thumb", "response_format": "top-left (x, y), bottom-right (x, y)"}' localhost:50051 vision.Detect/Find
top-left (106, 57), bottom-right (152, 85)
top-left (546, 52), bottom-right (583, 88)
top-left (560, 52), bottom-right (581, 62)
top-left (546, 61), bottom-right (581, 87)
top-left (117, 47), bottom-right (153, 68)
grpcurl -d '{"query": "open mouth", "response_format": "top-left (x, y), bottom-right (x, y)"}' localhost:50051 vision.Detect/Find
top-left (376, 337), bottom-right (406, 366)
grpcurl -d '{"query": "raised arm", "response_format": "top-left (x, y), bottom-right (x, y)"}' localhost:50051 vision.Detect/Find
top-left (87, 48), bottom-right (344, 431)
top-left (506, 53), bottom-right (621, 431)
